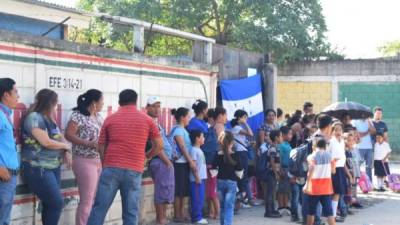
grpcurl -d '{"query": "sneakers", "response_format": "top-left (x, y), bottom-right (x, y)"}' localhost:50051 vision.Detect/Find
top-left (291, 215), bottom-right (300, 222)
top-left (378, 187), bottom-right (387, 192)
top-left (335, 216), bottom-right (345, 223)
top-left (264, 211), bottom-right (282, 218)
top-left (278, 208), bottom-right (291, 216)
top-left (249, 199), bottom-right (262, 206)
top-left (352, 202), bottom-right (364, 209)
top-left (195, 218), bottom-right (208, 224)
top-left (242, 203), bottom-right (252, 209)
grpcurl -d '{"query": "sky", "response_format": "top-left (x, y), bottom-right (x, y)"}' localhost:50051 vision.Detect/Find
top-left (44, 0), bottom-right (400, 59)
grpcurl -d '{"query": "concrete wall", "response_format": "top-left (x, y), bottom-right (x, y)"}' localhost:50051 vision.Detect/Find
top-left (0, 29), bottom-right (217, 225)
top-left (277, 81), bottom-right (332, 115)
top-left (278, 59), bottom-right (400, 151)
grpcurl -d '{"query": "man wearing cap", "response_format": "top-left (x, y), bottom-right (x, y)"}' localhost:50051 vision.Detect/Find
top-left (146, 96), bottom-right (175, 225)
top-left (0, 78), bottom-right (19, 225)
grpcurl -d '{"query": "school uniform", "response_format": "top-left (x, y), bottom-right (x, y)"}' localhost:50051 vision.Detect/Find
top-left (374, 142), bottom-right (391, 177)
top-left (330, 137), bottom-right (347, 195)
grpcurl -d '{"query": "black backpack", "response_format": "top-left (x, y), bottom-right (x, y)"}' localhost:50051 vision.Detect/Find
top-left (288, 139), bottom-right (313, 178)
top-left (256, 147), bottom-right (270, 181)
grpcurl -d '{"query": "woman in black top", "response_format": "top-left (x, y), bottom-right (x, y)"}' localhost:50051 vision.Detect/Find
top-left (212, 131), bottom-right (243, 225)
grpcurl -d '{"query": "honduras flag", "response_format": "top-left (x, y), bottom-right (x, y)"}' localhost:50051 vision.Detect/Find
top-left (220, 74), bottom-right (264, 133)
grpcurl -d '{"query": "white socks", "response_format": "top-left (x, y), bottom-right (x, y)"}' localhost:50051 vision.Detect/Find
top-left (332, 200), bottom-right (338, 217)
top-left (377, 177), bottom-right (384, 189)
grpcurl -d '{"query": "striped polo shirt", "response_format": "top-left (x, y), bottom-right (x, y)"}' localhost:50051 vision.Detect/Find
top-left (304, 149), bottom-right (335, 195)
top-left (99, 105), bottom-right (160, 172)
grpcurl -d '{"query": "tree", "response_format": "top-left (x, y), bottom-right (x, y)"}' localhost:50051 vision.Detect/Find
top-left (378, 40), bottom-right (400, 57)
top-left (75, 0), bottom-right (343, 64)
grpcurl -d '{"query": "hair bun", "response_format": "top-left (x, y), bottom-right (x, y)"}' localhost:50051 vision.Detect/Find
top-left (171, 108), bottom-right (177, 116)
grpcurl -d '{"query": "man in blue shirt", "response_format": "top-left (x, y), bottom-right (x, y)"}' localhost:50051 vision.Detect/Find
top-left (0, 78), bottom-right (19, 225)
top-left (146, 96), bottom-right (174, 225)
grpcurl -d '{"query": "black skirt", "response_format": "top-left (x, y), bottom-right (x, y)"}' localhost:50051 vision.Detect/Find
top-left (374, 160), bottom-right (390, 177)
top-left (174, 162), bottom-right (190, 197)
top-left (332, 167), bottom-right (348, 195)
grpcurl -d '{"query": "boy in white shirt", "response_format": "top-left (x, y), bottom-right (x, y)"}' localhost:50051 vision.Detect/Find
top-left (189, 130), bottom-right (208, 224)
top-left (374, 132), bottom-right (391, 192)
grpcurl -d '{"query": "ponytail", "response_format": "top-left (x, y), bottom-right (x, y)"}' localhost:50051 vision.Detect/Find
top-left (230, 109), bottom-right (248, 127)
top-left (171, 107), bottom-right (189, 123)
top-left (73, 89), bottom-right (102, 116)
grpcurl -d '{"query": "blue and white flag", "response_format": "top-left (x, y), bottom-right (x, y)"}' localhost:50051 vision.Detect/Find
top-left (220, 74), bottom-right (264, 133)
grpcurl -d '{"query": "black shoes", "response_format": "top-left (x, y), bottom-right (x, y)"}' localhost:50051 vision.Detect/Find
top-left (264, 211), bottom-right (282, 218)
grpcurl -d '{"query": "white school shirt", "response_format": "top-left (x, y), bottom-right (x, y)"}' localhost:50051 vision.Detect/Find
top-left (231, 125), bottom-right (248, 152)
top-left (374, 142), bottom-right (392, 161)
top-left (329, 137), bottom-right (346, 167)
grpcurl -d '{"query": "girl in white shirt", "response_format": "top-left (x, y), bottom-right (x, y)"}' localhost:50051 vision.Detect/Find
top-left (330, 122), bottom-right (353, 220)
top-left (374, 132), bottom-right (391, 191)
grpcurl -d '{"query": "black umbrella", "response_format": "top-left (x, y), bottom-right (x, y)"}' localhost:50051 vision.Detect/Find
top-left (322, 101), bottom-right (373, 120)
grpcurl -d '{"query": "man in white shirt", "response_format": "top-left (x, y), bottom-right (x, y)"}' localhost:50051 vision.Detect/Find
top-left (352, 113), bottom-right (376, 180)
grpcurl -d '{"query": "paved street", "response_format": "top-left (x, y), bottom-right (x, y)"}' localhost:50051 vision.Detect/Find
top-left (171, 164), bottom-right (400, 225)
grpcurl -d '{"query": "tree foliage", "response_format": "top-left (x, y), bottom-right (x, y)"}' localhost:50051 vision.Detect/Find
top-left (378, 40), bottom-right (400, 57)
top-left (75, 0), bottom-right (343, 64)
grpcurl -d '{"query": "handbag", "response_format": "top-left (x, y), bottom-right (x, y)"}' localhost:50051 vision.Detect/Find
top-left (234, 138), bottom-right (256, 160)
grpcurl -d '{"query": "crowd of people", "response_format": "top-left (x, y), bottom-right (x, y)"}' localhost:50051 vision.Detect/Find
top-left (0, 77), bottom-right (392, 225)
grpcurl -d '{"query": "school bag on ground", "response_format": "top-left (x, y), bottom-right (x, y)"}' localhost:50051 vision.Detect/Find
top-left (388, 174), bottom-right (400, 193)
top-left (288, 140), bottom-right (313, 178)
top-left (201, 126), bottom-right (218, 164)
top-left (358, 171), bottom-right (373, 193)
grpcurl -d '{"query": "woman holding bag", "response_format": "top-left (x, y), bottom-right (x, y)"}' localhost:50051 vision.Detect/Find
top-left (21, 89), bottom-right (72, 225)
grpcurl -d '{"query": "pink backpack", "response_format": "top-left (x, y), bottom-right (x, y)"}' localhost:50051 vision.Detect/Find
top-left (358, 172), bottom-right (373, 193)
top-left (388, 174), bottom-right (400, 192)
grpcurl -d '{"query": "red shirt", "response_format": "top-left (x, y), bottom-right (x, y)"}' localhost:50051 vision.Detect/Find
top-left (99, 105), bottom-right (160, 172)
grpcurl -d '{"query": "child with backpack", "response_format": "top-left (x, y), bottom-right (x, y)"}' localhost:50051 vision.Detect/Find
top-left (264, 130), bottom-right (282, 218)
top-left (374, 132), bottom-right (391, 192)
top-left (189, 130), bottom-right (208, 224)
top-left (304, 138), bottom-right (336, 225)
top-left (277, 126), bottom-right (292, 215)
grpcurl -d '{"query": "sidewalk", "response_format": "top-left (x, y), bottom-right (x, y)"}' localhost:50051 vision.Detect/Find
top-left (168, 191), bottom-right (400, 225)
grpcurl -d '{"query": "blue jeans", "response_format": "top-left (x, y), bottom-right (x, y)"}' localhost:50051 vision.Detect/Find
top-left (290, 183), bottom-right (303, 218)
top-left (358, 148), bottom-right (373, 180)
top-left (0, 175), bottom-right (17, 225)
top-left (190, 180), bottom-right (205, 222)
top-left (87, 167), bottom-right (142, 225)
top-left (338, 195), bottom-right (347, 217)
top-left (217, 180), bottom-right (237, 225)
top-left (22, 162), bottom-right (63, 225)
top-left (302, 193), bottom-right (322, 225)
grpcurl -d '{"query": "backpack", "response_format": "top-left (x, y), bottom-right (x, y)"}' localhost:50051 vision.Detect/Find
top-left (201, 126), bottom-right (218, 164)
top-left (256, 146), bottom-right (270, 181)
top-left (388, 174), bottom-right (400, 193)
top-left (288, 140), bottom-right (313, 178)
top-left (358, 172), bottom-right (373, 193)
top-left (168, 126), bottom-right (182, 161)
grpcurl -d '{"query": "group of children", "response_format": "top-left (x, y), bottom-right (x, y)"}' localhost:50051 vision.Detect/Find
top-left (163, 100), bottom-right (392, 225)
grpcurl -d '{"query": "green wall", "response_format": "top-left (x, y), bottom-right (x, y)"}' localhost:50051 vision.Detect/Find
top-left (339, 82), bottom-right (400, 151)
